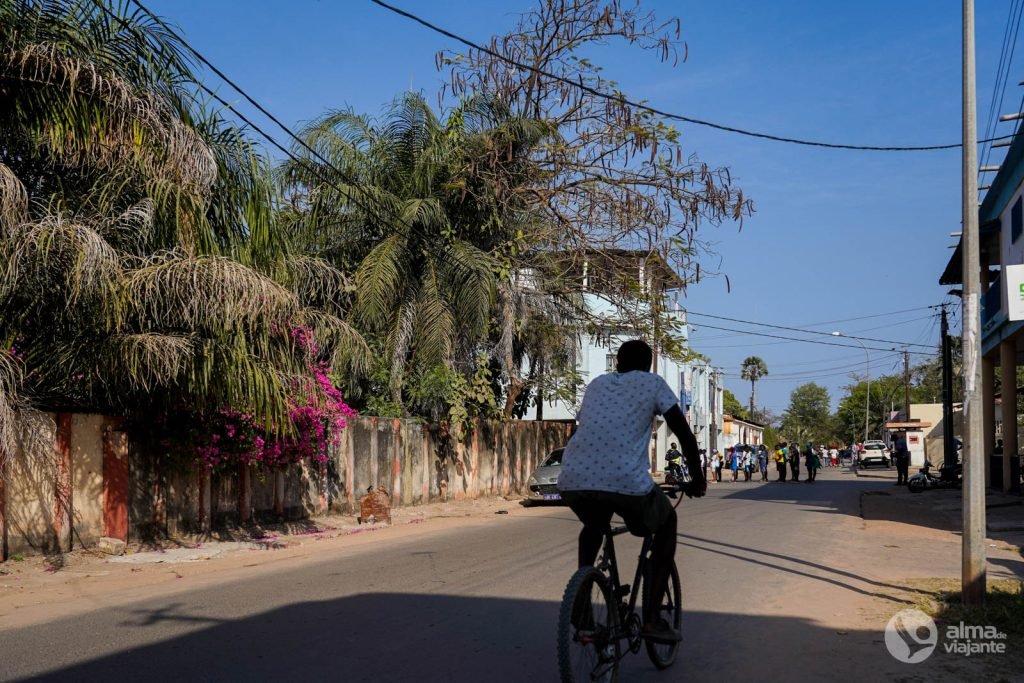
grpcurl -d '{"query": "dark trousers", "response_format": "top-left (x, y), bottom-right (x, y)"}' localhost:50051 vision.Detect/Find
top-left (807, 465), bottom-right (816, 481)
top-left (777, 463), bottom-right (787, 481)
top-left (895, 456), bottom-right (910, 484)
top-left (790, 460), bottom-right (800, 481)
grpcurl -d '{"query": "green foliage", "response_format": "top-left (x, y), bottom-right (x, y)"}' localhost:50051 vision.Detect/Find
top-left (723, 388), bottom-right (747, 419)
top-left (762, 425), bottom-right (780, 450)
top-left (781, 383), bottom-right (833, 444)
top-left (0, 1), bottom-right (368, 460)
top-left (833, 374), bottom-right (905, 443)
top-left (740, 356), bottom-right (768, 414)
top-left (282, 92), bottom-right (580, 421)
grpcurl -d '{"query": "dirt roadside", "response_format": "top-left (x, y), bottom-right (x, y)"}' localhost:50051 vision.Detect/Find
top-left (812, 489), bottom-right (1024, 680)
top-left (0, 496), bottom-right (537, 631)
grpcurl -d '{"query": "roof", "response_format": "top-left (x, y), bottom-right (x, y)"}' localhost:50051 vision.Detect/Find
top-left (723, 414), bottom-right (765, 429)
top-left (942, 125), bottom-right (1024, 286)
top-left (939, 220), bottom-right (1000, 286)
top-left (551, 248), bottom-right (688, 291)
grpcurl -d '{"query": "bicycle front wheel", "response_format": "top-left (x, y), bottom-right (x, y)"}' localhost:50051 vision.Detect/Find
top-left (557, 566), bottom-right (620, 683)
top-left (643, 561), bottom-right (682, 669)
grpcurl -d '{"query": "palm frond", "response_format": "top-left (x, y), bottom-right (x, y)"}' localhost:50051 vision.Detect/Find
top-left (414, 261), bottom-right (455, 368)
top-left (0, 349), bottom-right (23, 468)
top-left (0, 162), bottom-right (28, 232)
top-left (279, 255), bottom-right (352, 309)
top-left (8, 215), bottom-right (123, 310)
top-left (126, 253), bottom-right (297, 333)
top-left (352, 234), bottom-right (406, 331)
top-left (293, 307), bottom-right (371, 377)
top-left (100, 332), bottom-right (195, 392)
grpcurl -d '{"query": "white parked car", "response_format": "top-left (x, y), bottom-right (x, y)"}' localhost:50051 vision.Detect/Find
top-left (859, 440), bottom-right (891, 468)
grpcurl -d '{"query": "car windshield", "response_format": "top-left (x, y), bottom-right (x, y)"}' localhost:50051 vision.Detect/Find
top-left (542, 449), bottom-right (564, 467)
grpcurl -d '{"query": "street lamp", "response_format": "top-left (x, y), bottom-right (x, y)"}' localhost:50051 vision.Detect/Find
top-left (834, 331), bottom-right (870, 442)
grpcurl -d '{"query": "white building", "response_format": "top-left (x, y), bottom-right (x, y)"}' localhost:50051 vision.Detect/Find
top-left (720, 414), bottom-right (765, 451)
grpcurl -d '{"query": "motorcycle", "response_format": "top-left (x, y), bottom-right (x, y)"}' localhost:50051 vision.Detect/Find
top-left (665, 457), bottom-right (687, 485)
top-left (907, 460), bottom-right (962, 493)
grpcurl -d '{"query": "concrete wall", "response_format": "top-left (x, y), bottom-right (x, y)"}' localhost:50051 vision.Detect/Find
top-left (70, 414), bottom-right (104, 544)
top-left (3, 414), bottom-right (571, 554)
top-left (332, 417), bottom-right (571, 513)
top-left (3, 412), bottom-right (109, 556)
top-left (5, 413), bottom-right (58, 555)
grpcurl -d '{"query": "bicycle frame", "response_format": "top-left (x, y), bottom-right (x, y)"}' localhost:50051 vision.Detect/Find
top-left (596, 524), bottom-right (653, 654)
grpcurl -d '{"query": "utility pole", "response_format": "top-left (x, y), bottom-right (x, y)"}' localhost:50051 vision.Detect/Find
top-left (903, 350), bottom-right (912, 420)
top-left (942, 306), bottom-right (956, 468)
top-left (962, 0), bottom-right (986, 605)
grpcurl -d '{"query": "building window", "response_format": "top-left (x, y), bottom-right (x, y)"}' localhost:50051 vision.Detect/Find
top-left (606, 353), bottom-right (616, 373)
top-left (1013, 197), bottom-right (1023, 244)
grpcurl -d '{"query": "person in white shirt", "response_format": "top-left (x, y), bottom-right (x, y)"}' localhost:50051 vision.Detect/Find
top-left (558, 340), bottom-right (706, 643)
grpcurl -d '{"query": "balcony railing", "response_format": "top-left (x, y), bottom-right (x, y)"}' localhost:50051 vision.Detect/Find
top-left (982, 271), bottom-right (1004, 337)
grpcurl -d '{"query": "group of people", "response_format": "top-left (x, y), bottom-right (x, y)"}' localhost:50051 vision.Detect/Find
top-left (690, 444), bottom-right (773, 483)
top-left (770, 442), bottom-right (824, 482)
top-left (666, 441), bottom-right (857, 486)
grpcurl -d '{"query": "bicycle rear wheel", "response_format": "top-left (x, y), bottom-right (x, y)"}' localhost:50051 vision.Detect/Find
top-left (643, 561), bottom-right (682, 669)
top-left (557, 566), bottom-right (620, 683)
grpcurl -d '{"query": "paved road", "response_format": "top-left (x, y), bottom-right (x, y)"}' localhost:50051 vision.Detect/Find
top-left (0, 470), bottom-right (980, 681)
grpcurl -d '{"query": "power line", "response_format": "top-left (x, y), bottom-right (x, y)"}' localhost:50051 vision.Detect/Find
top-left (792, 306), bottom-right (945, 328)
top-left (694, 312), bottom-right (936, 342)
top-left (685, 310), bottom-right (936, 349)
top-left (371, 0), bottom-right (1019, 153)
top-left (689, 320), bottom-right (938, 355)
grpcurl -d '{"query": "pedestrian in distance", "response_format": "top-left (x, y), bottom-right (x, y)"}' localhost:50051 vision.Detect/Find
top-left (730, 447), bottom-right (739, 482)
top-left (789, 442), bottom-right (801, 482)
top-left (830, 446), bottom-right (838, 468)
top-left (743, 448), bottom-right (753, 482)
top-left (699, 448), bottom-right (709, 482)
top-left (893, 432), bottom-right (911, 485)
top-left (758, 444), bottom-right (769, 481)
top-left (775, 443), bottom-right (788, 482)
top-left (806, 447), bottom-right (821, 482)
top-left (712, 450), bottom-right (723, 483)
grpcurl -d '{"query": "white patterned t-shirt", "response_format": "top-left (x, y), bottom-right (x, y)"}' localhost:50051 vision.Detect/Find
top-left (557, 370), bottom-right (679, 496)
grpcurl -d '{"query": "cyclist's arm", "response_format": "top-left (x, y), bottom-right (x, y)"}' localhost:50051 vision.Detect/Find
top-left (663, 405), bottom-right (706, 493)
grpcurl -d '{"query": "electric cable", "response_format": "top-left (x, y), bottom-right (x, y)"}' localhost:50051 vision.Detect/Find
top-left (685, 310), bottom-right (935, 348)
top-left (371, 0), bottom-right (1019, 152)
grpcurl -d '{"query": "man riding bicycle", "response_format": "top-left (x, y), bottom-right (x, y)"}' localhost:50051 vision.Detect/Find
top-left (557, 340), bottom-right (706, 644)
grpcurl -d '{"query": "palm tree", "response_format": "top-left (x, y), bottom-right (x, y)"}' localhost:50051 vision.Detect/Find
top-left (740, 356), bottom-right (769, 419)
top-left (0, 1), bottom-right (366, 460)
top-left (281, 93), bottom-right (555, 413)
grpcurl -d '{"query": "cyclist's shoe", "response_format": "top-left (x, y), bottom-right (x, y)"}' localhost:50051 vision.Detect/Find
top-left (641, 618), bottom-right (682, 644)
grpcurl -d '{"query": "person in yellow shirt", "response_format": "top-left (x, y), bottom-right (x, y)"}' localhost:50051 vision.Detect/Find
top-left (775, 444), bottom-right (788, 482)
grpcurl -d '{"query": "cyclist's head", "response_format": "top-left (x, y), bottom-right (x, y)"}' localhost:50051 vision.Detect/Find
top-left (670, 442), bottom-right (677, 448)
top-left (616, 340), bottom-right (653, 372)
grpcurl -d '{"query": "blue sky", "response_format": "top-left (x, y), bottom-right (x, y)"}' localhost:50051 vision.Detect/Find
top-left (148, 0), bottom-right (1013, 415)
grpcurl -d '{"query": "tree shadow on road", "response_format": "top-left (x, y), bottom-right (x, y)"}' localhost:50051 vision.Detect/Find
top-left (0, 592), bottom-right (983, 683)
top-left (677, 531), bottom-right (935, 605)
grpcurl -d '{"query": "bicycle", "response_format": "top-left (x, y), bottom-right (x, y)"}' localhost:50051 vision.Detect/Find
top-left (556, 482), bottom-right (688, 683)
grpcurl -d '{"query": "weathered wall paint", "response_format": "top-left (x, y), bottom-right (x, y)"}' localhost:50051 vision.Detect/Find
top-left (70, 413), bottom-right (104, 544)
top-left (3, 415), bottom-right (570, 555)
